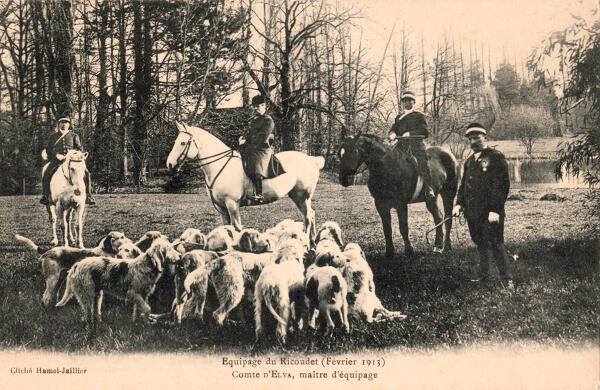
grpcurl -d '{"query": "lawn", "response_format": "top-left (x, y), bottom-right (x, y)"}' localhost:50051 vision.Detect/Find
top-left (0, 183), bottom-right (597, 354)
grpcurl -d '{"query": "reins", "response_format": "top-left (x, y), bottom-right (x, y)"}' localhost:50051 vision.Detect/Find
top-left (174, 129), bottom-right (240, 213)
top-left (60, 158), bottom-right (84, 185)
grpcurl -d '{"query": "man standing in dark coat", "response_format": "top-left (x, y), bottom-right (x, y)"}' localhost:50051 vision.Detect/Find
top-left (40, 117), bottom-right (95, 205)
top-left (239, 94), bottom-right (275, 203)
top-left (453, 123), bottom-right (513, 289)
top-left (389, 91), bottom-right (435, 201)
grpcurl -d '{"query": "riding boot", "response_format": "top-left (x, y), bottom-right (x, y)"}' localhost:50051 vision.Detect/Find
top-left (417, 154), bottom-right (435, 201)
top-left (84, 170), bottom-right (95, 205)
top-left (250, 174), bottom-right (264, 203)
top-left (40, 168), bottom-right (51, 205)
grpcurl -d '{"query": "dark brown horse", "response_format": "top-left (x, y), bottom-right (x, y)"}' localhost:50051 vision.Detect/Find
top-left (338, 134), bottom-right (459, 257)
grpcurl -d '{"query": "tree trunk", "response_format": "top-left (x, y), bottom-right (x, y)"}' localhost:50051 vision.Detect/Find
top-left (52, 1), bottom-right (73, 116)
top-left (131, 0), bottom-right (152, 185)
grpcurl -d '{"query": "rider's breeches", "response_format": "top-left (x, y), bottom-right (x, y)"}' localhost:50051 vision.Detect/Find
top-left (411, 142), bottom-right (432, 187)
top-left (250, 174), bottom-right (263, 195)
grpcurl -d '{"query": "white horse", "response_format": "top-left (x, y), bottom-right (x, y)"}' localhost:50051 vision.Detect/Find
top-left (42, 150), bottom-right (88, 248)
top-left (166, 121), bottom-right (325, 245)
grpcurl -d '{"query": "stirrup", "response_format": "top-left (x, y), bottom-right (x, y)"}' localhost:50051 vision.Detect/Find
top-left (249, 194), bottom-right (264, 203)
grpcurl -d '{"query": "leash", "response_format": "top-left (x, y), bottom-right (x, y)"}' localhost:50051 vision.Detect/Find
top-left (425, 214), bottom-right (465, 247)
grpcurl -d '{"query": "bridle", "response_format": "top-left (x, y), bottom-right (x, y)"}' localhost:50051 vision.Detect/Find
top-left (174, 130), bottom-right (235, 173)
top-left (61, 157), bottom-right (85, 185)
top-left (340, 133), bottom-right (369, 177)
top-left (173, 129), bottom-right (240, 211)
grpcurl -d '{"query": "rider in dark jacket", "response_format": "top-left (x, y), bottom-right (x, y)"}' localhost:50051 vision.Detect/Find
top-left (239, 95), bottom-right (275, 203)
top-left (40, 117), bottom-right (95, 205)
top-left (389, 91), bottom-right (435, 201)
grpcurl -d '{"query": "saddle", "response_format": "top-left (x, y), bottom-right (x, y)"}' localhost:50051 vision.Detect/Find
top-left (266, 155), bottom-right (285, 178)
top-left (241, 153), bottom-right (285, 179)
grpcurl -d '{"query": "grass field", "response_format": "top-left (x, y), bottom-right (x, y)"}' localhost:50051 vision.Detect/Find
top-left (0, 183), bottom-right (597, 354)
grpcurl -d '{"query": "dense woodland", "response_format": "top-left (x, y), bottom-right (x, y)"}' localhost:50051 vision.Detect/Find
top-left (0, 0), bottom-right (596, 196)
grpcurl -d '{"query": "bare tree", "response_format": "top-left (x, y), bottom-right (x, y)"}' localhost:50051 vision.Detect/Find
top-left (245, 0), bottom-right (356, 151)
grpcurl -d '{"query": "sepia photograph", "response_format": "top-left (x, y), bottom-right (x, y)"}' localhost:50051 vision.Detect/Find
top-left (0, 0), bottom-right (598, 389)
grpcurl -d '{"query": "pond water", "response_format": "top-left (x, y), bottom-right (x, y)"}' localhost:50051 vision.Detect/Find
top-left (508, 159), bottom-right (585, 187)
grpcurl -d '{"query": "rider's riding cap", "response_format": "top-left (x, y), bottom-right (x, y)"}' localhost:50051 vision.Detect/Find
top-left (401, 91), bottom-right (416, 102)
top-left (465, 122), bottom-right (487, 137)
top-left (251, 94), bottom-right (266, 107)
top-left (57, 117), bottom-right (71, 124)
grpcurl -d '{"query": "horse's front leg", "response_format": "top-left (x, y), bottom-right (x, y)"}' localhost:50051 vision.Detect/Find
top-left (396, 203), bottom-right (415, 258)
top-left (66, 208), bottom-right (75, 246)
top-left (375, 199), bottom-right (395, 257)
top-left (224, 198), bottom-right (243, 231)
top-left (425, 196), bottom-right (444, 252)
top-left (441, 192), bottom-right (454, 252)
top-left (289, 191), bottom-right (316, 248)
top-left (76, 205), bottom-right (85, 248)
top-left (59, 206), bottom-right (69, 247)
top-left (47, 205), bottom-right (58, 246)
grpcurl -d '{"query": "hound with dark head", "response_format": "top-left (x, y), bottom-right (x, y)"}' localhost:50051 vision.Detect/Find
top-left (315, 221), bottom-right (344, 248)
top-left (14, 232), bottom-right (130, 307)
top-left (235, 228), bottom-right (262, 252)
top-left (134, 231), bottom-right (168, 252)
top-left (305, 266), bottom-right (350, 335)
top-left (206, 225), bottom-right (240, 252)
top-left (55, 237), bottom-right (181, 326)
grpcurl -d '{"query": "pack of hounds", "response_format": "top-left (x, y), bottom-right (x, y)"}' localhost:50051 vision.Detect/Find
top-left (15, 220), bottom-right (405, 347)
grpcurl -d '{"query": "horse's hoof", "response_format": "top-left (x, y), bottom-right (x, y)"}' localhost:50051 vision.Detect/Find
top-left (432, 247), bottom-right (443, 254)
top-left (50, 239), bottom-right (58, 246)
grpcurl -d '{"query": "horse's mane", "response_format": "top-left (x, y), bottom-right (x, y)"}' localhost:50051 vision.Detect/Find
top-left (358, 133), bottom-right (389, 151)
top-left (360, 133), bottom-right (383, 141)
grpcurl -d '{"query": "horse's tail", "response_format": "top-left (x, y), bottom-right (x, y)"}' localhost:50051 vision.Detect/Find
top-left (312, 156), bottom-right (325, 170)
top-left (14, 234), bottom-right (45, 255)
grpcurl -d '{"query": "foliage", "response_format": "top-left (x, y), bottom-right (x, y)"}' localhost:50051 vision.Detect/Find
top-left (491, 105), bottom-right (555, 156)
top-left (529, 10), bottom-right (600, 215)
top-left (0, 114), bottom-right (41, 195)
top-left (491, 63), bottom-right (521, 109)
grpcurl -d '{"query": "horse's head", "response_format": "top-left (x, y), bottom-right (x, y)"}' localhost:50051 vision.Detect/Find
top-left (63, 150), bottom-right (88, 195)
top-left (338, 135), bottom-right (364, 187)
top-left (166, 121), bottom-right (198, 172)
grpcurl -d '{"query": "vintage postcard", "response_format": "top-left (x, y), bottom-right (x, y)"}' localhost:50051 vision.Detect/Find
top-left (0, 0), bottom-right (598, 389)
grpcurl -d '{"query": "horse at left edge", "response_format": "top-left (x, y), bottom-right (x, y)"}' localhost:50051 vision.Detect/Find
top-left (166, 121), bottom-right (325, 245)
